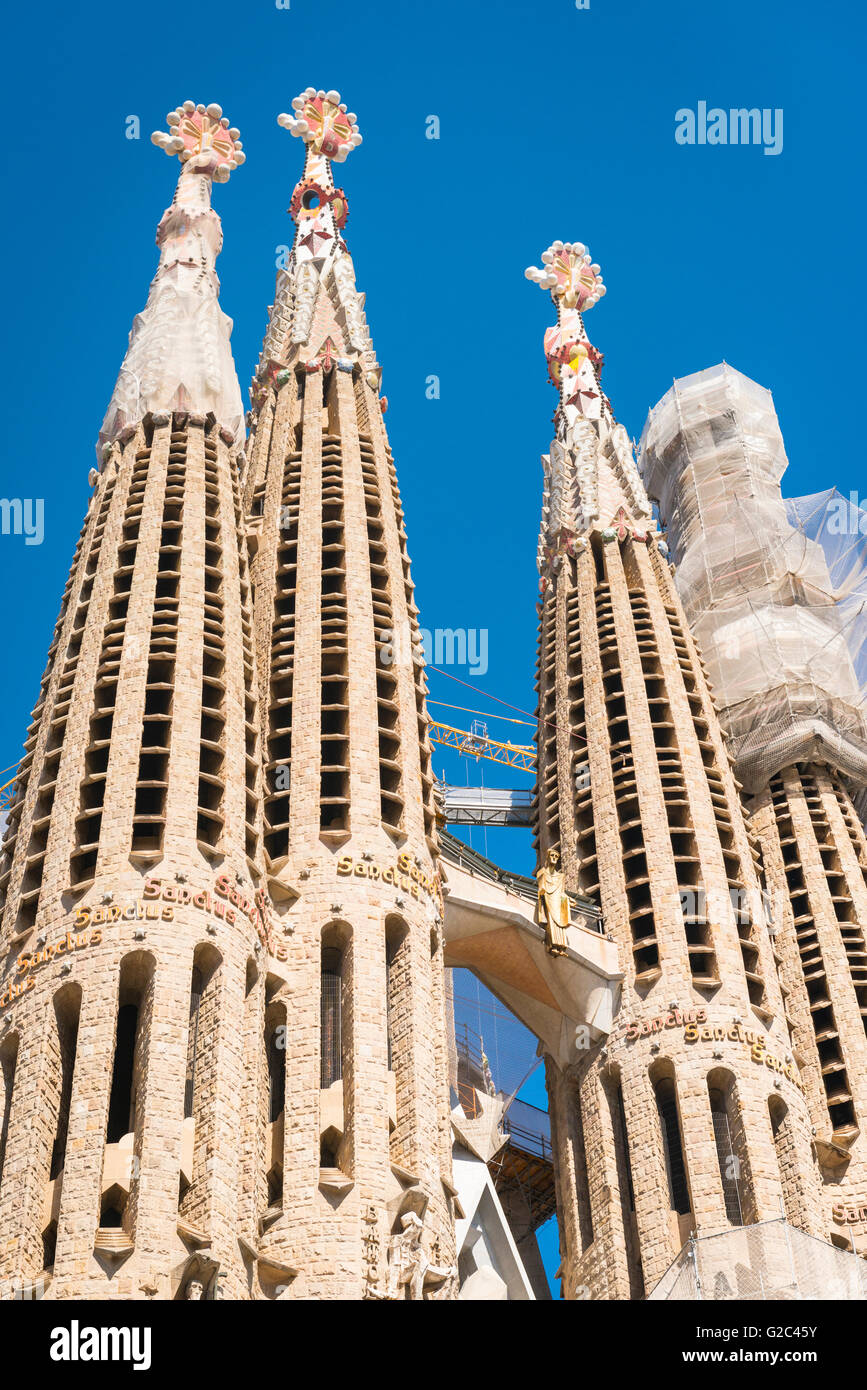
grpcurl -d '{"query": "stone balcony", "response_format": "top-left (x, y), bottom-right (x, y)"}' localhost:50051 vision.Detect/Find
top-left (439, 833), bottom-right (621, 1066)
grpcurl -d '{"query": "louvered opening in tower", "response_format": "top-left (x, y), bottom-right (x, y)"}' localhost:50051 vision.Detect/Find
top-left (0, 521), bottom-right (89, 908)
top-left (593, 576), bottom-right (658, 982)
top-left (834, 779), bottom-right (867, 897)
top-left (264, 448), bottom-right (301, 861)
top-left (361, 439), bottom-right (403, 834)
top-left (661, 587), bottom-right (753, 897)
top-left (535, 588), bottom-right (560, 856)
top-left (530, 623), bottom-right (542, 855)
top-left (197, 444), bottom-right (227, 857)
top-left (319, 439), bottom-right (350, 834)
top-left (628, 582), bottom-right (721, 992)
top-left (801, 767), bottom-right (867, 1035)
top-left (1, 534), bottom-right (83, 908)
top-left (231, 468), bottom-right (260, 866)
top-left (11, 477), bottom-right (116, 933)
top-left (770, 772), bottom-right (858, 1142)
top-left (653, 547), bottom-right (753, 890)
top-left (70, 457), bottom-right (147, 888)
top-left (130, 443), bottom-right (181, 860)
top-left (388, 444), bottom-right (436, 845)
top-left (566, 585), bottom-right (597, 901)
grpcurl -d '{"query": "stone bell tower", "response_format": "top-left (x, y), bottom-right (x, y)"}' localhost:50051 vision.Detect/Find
top-left (641, 364), bottom-right (867, 1256)
top-left (525, 243), bottom-right (823, 1300)
top-left (240, 89), bottom-right (456, 1299)
top-left (0, 102), bottom-right (270, 1300)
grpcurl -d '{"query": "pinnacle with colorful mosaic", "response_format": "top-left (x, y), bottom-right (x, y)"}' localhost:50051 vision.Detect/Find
top-left (525, 241), bottom-right (606, 309)
top-left (151, 101), bottom-right (246, 182)
top-left (277, 88), bottom-right (362, 162)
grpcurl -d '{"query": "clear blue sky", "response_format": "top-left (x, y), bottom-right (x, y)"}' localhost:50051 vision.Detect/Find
top-left (1, 0), bottom-right (862, 1297)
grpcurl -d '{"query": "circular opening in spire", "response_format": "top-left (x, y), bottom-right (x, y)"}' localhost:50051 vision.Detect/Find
top-left (301, 189), bottom-right (322, 211)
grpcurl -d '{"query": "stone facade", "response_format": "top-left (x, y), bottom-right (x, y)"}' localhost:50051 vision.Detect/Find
top-left (538, 534), bottom-right (824, 1298)
top-left (526, 243), bottom-right (827, 1300)
top-left (0, 411), bottom-right (265, 1299)
top-left (237, 92), bottom-right (455, 1298)
top-left (639, 367), bottom-right (867, 1275)
top-left (751, 765), bottom-right (867, 1250)
top-left (0, 93), bottom-right (456, 1301)
top-left (1, 104), bottom-right (862, 1306)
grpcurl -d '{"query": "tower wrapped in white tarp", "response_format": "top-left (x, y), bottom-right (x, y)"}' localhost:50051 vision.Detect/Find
top-left (639, 363), bottom-right (867, 794)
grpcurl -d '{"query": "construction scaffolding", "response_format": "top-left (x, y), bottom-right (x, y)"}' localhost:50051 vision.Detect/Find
top-left (493, 1100), bottom-right (558, 1234)
top-left (786, 487), bottom-right (867, 706)
top-left (451, 983), bottom-right (556, 1239)
top-left (648, 1218), bottom-right (867, 1301)
top-left (640, 364), bottom-right (867, 793)
top-left (436, 783), bottom-right (534, 828)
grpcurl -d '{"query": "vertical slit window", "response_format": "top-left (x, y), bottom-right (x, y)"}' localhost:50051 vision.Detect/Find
top-left (709, 1086), bottom-right (744, 1226)
top-left (184, 967), bottom-right (204, 1120)
top-left (654, 1076), bottom-right (690, 1215)
top-left (180, 945), bottom-right (223, 1225)
top-left (264, 451), bottom-right (301, 861)
top-left (267, 1018), bottom-right (286, 1122)
top-left (264, 998), bottom-right (286, 1210)
top-left (320, 945), bottom-right (343, 1087)
top-left (49, 985), bottom-right (81, 1179)
top-left (100, 953), bottom-right (154, 1241)
top-left (319, 442), bottom-right (350, 833)
top-left (107, 1003), bottom-right (139, 1145)
top-left (0, 1033), bottom-right (19, 1197)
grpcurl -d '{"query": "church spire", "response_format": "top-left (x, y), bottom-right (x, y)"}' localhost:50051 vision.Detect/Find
top-left (526, 241), bottom-right (651, 584)
top-left (241, 91), bottom-right (452, 1296)
top-left (97, 101), bottom-right (246, 461)
top-left (255, 89), bottom-right (373, 387)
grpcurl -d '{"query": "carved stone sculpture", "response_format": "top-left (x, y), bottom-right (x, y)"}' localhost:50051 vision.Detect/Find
top-left (536, 847), bottom-right (570, 956)
top-left (384, 1212), bottom-right (455, 1301)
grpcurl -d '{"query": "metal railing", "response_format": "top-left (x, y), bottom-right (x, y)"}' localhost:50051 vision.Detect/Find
top-left (439, 828), bottom-right (603, 930)
top-left (502, 1099), bottom-right (553, 1163)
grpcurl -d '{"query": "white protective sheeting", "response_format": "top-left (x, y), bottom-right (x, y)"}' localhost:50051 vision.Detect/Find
top-left (639, 363), bottom-right (867, 793)
top-left (97, 169), bottom-right (244, 459)
top-left (785, 488), bottom-right (867, 707)
top-left (647, 1217), bottom-right (867, 1301)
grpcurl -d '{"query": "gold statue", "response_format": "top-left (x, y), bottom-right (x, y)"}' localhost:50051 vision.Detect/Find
top-left (536, 848), bottom-right (570, 956)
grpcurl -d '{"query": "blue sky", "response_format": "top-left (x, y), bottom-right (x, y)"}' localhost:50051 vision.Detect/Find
top-left (1, 0), bottom-right (862, 1297)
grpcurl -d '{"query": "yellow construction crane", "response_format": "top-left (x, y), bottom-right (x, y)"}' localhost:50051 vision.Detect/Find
top-left (0, 722), bottom-right (537, 809)
top-left (428, 721), bottom-right (537, 773)
top-left (0, 764), bottom-right (19, 814)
